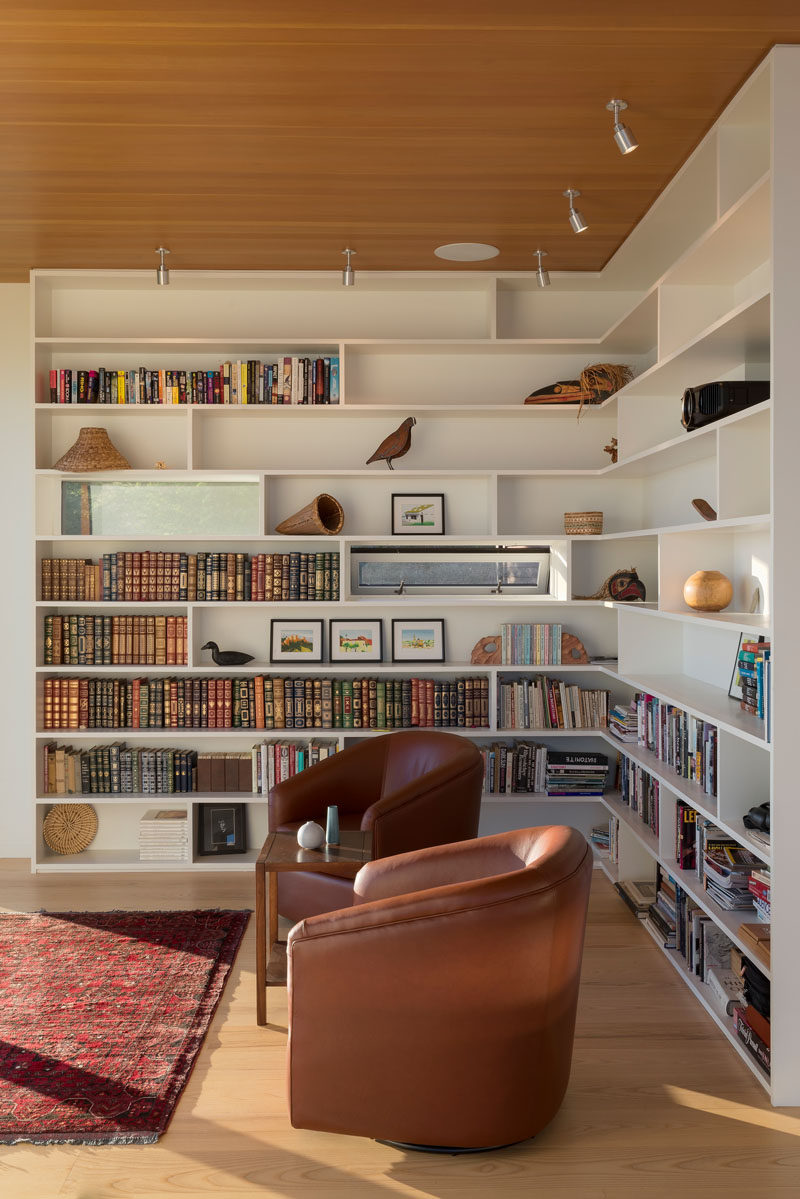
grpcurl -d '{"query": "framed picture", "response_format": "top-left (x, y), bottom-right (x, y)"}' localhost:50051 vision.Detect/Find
top-left (197, 802), bottom-right (247, 856)
top-left (728, 633), bottom-right (765, 700)
top-left (391, 492), bottom-right (445, 535)
top-left (269, 618), bottom-right (324, 663)
top-left (391, 618), bottom-right (445, 662)
top-left (329, 618), bottom-right (383, 663)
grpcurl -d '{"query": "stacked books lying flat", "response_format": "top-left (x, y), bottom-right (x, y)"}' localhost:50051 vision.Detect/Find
top-left (608, 700), bottom-right (637, 742)
top-left (748, 865), bottom-right (771, 923)
top-left (614, 877), bottom-right (657, 919)
top-left (139, 808), bottom-right (190, 862)
top-left (48, 358), bottom-right (340, 406)
top-left (499, 624), bottom-right (563, 665)
top-left (42, 675), bottom-right (490, 731)
top-left (478, 740), bottom-right (548, 794)
top-left (737, 920), bottom-right (771, 968)
top-left (590, 815), bottom-right (618, 863)
top-left (733, 638), bottom-right (771, 721)
top-left (40, 551), bottom-right (340, 603)
top-left (546, 750), bottom-right (608, 797)
top-left (703, 835), bottom-right (761, 912)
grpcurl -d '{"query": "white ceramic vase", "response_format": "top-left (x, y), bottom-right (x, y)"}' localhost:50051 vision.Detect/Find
top-left (297, 820), bottom-right (325, 849)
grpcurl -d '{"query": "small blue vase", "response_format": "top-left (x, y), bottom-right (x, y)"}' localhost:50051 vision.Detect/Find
top-left (326, 804), bottom-right (340, 846)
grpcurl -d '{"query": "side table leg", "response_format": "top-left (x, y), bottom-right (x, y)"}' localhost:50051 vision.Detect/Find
top-left (269, 871), bottom-right (278, 959)
top-left (255, 860), bottom-right (267, 1026)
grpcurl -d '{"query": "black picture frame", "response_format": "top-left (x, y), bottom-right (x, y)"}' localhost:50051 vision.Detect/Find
top-left (391, 492), bottom-right (445, 535)
top-left (391, 617), bottom-right (446, 662)
top-left (197, 802), bottom-right (247, 856)
top-left (328, 618), bottom-right (383, 663)
top-left (269, 618), bottom-right (324, 664)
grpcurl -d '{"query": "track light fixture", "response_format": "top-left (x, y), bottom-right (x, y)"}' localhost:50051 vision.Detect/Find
top-left (342, 247), bottom-right (356, 287)
top-left (155, 247), bottom-right (170, 286)
top-left (563, 189), bottom-right (588, 234)
top-left (606, 98), bottom-right (638, 155)
top-left (533, 249), bottom-right (550, 288)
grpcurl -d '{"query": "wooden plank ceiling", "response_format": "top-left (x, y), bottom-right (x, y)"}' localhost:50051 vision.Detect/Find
top-left (0, 2), bottom-right (799, 281)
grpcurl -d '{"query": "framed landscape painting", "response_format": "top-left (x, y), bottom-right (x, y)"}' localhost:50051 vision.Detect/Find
top-left (329, 619), bottom-right (383, 663)
top-left (269, 619), bottom-right (324, 663)
top-left (391, 618), bottom-right (445, 662)
top-left (391, 492), bottom-right (445, 535)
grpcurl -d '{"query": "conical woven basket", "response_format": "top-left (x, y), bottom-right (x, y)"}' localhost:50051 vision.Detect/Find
top-left (53, 427), bottom-right (131, 472)
top-left (274, 493), bottom-right (344, 535)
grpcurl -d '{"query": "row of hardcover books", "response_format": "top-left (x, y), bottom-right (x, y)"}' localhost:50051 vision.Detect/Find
top-left (633, 693), bottom-right (718, 797)
top-left (41, 552), bottom-right (340, 604)
top-left (498, 624), bottom-right (564, 665)
top-left (479, 740), bottom-right (549, 794)
top-left (42, 738), bottom-right (341, 796)
top-left (41, 675), bottom-right (491, 731)
top-left (44, 615), bottom-right (188, 666)
top-left (497, 677), bottom-right (610, 730)
top-left (619, 757), bottom-right (660, 837)
top-left (47, 358), bottom-right (341, 406)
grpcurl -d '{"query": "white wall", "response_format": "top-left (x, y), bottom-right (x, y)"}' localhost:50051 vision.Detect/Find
top-left (0, 284), bottom-right (33, 857)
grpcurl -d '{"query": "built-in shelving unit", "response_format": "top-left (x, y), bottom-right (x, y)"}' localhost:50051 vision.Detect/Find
top-left (29, 48), bottom-right (800, 1103)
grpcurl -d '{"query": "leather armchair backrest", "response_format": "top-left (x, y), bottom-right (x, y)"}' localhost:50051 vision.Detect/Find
top-left (380, 730), bottom-right (477, 797)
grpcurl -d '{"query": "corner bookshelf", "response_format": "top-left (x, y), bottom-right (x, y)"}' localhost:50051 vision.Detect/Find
top-left (29, 47), bottom-right (800, 1103)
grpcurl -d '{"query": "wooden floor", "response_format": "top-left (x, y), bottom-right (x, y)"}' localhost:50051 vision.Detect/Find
top-left (1, 862), bottom-right (799, 1199)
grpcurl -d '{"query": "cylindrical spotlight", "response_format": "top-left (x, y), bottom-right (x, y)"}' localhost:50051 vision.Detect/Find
top-left (155, 247), bottom-right (170, 286)
top-left (534, 249), bottom-right (550, 288)
top-left (606, 99), bottom-right (638, 155)
top-left (563, 189), bottom-right (588, 234)
top-left (342, 247), bottom-right (356, 286)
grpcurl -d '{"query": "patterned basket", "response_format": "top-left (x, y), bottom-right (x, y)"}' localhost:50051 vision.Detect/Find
top-left (43, 803), bottom-right (98, 855)
top-left (564, 510), bottom-right (603, 535)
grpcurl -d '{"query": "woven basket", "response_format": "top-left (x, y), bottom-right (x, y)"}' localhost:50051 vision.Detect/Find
top-left (52, 427), bottom-right (131, 472)
top-left (43, 803), bottom-right (98, 855)
top-left (564, 510), bottom-right (603, 535)
top-left (274, 492), bottom-right (344, 535)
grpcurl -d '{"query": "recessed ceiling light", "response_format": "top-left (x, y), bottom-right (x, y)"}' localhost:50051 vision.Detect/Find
top-left (434, 242), bottom-right (500, 261)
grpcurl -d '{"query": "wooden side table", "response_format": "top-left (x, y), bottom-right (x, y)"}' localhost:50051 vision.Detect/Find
top-left (255, 829), bottom-right (372, 1025)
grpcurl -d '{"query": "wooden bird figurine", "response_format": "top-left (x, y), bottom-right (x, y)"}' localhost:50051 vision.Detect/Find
top-left (366, 416), bottom-right (416, 469)
top-left (201, 641), bottom-right (254, 666)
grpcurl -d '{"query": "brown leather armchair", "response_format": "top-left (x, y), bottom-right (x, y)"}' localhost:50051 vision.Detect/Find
top-left (287, 826), bottom-right (592, 1150)
top-left (268, 730), bottom-right (483, 926)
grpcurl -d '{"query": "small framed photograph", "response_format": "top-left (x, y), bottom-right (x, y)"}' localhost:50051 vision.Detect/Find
top-left (391, 618), bottom-right (445, 662)
top-left (391, 492), bottom-right (445, 536)
top-left (197, 802), bottom-right (247, 856)
top-left (329, 618), bottom-right (383, 663)
top-left (269, 618), bottom-right (324, 663)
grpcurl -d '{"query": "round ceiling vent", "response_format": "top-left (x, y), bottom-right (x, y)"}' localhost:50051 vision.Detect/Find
top-left (434, 242), bottom-right (500, 261)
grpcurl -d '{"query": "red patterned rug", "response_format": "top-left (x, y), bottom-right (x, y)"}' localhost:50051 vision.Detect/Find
top-left (0, 908), bottom-right (249, 1145)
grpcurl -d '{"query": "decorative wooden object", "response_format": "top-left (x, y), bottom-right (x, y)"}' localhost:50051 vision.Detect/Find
top-left (201, 640), bottom-right (255, 666)
top-left (691, 497), bottom-right (717, 521)
top-left (274, 493), bottom-right (344, 535)
top-left (42, 803), bottom-right (98, 855)
top-left (365, 416), bottom-right (416, 469)
top-left (470, 636), bottom-right (502, 664)
top-left (52, 427), bottom-right (131, 472)
top-left (561, 633), bottom-right (590, 664)
top-left (683, 569), bottom-right (733, 611)
top-left (603, 436), bottom-right (619, 463)
top-left (564, 511), bottom-right (603, 535)
top-left (575, 567), bottom-right (646, 602)
top-left (525, 363), bottom-right (633, 415)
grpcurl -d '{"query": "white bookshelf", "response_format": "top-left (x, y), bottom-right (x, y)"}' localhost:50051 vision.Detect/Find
top-left (29, 48), bottom-right (800, 1101)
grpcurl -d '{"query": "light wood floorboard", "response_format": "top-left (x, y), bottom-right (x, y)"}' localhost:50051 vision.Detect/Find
top-left (1, 861), bottom-right (799, 1199)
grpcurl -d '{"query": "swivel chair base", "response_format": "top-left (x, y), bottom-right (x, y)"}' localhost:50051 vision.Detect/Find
top-left (376, 1138), bottom-right (529, 1155)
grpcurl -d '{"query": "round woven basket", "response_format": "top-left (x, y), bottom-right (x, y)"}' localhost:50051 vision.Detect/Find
top-left (52, 427), bottom-right (131, 472)
top-left (42, 803), bottom-right (98, 855)
top-left (564, 510), bottom-right (603, 535)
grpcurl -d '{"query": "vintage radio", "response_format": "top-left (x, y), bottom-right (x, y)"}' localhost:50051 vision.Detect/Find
top-left (681, 380), bottom-right (770, 431)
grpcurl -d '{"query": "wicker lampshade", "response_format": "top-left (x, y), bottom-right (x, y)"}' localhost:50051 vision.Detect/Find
top-left (52, 427), bottom-right (131, 472)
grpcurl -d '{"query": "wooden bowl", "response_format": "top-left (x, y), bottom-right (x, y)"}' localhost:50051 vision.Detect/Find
top-left (683, 569), bottom-right (733, 612)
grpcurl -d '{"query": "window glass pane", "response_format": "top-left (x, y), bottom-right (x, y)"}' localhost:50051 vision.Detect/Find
top-left (61, 481), bottom-right (259, 536)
